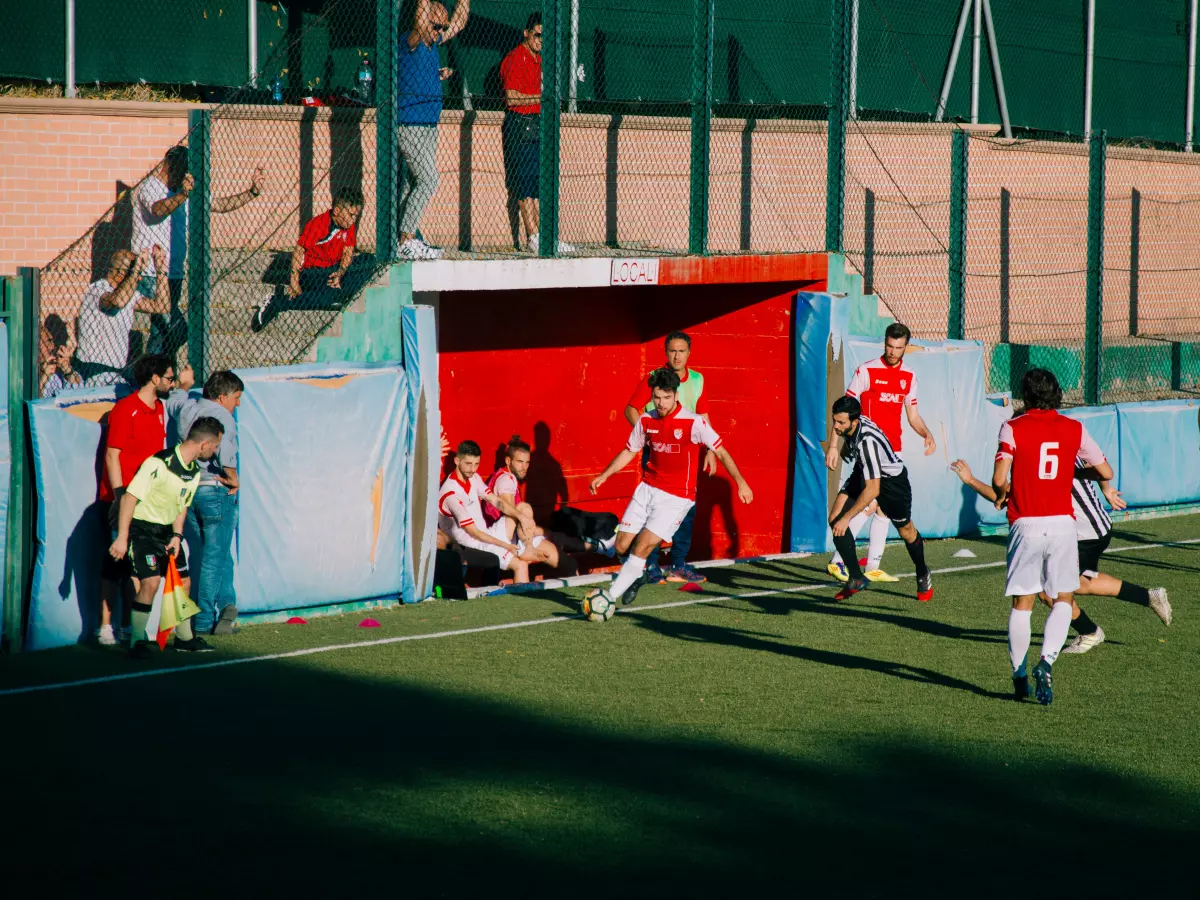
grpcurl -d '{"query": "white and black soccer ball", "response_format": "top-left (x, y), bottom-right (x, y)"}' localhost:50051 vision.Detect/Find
top-left (582, 588), bottom-right (616, 622)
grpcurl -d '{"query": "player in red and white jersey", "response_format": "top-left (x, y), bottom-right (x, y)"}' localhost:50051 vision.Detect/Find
top-left (590, 367), bottom-right (753, 606)
top-left (825, 323), bottom-right (936, 583)
top-left (482, 435), bottom-right (561, 569)
top-left (991, 368), bottom-right (1113, 705)
top-left (439, 440), bottom-right (539, 582)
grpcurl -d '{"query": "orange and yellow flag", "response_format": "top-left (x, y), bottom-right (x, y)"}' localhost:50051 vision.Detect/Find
top-left (156, 554), bottom-right (201, 650)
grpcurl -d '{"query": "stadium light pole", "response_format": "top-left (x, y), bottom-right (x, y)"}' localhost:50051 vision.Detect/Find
top-left (1084, 0), bottom-right (1095, 138)
top-left (848, 0), bottom-right (858, 119)
top-left (248, 0), bottom-right (258, 86)
top-left (935, 0), bottom-right (972, 122)
top-left (1187, 0), bottom-right (1197, 152)
top-left (970, 0), bottom-right (980, 124)
top-left (568, 0), bottom-right (579, 114)
top-left (981, 0), bottom-right (1011, 138)
top-left (64, 0), bottom-right (76, 98)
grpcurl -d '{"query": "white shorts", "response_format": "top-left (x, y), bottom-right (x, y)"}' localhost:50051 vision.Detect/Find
top-left (1005, 515), bottom-right (1080, 599)
top-left (618, 482), bottom-right (694, 542)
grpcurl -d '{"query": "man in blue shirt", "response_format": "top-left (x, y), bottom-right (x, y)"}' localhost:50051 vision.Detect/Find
top-left (396, 0), bottom-right (470, 260)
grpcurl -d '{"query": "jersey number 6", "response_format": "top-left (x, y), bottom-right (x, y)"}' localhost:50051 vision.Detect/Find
top-left (1038, 442), bottom-right (1060, 480)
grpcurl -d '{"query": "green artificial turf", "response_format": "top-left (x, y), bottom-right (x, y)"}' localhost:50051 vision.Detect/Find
top-left (2, 516), bottom-right (1197, 897)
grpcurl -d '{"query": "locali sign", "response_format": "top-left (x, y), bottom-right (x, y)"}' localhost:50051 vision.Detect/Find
top-left (610, 258), bottom-right (660, 285)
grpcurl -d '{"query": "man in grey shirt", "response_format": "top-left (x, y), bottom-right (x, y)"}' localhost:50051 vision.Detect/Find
top-left (170, 370), bottom-right (244, 635)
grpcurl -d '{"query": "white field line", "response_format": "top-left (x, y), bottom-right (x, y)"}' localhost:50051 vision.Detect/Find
top-left (3, 537), bottom-right (1197, 698)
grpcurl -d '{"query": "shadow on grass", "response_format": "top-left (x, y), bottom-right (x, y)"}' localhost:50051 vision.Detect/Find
top-left (2, 649), bottom-right (1198, 897)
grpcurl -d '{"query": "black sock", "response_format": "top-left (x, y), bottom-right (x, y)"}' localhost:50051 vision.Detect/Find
top-left (832, 530), bottom-right (864, 579)
top-left (1117, 582), bottom-right (1151, 606)
top-left (904, 534), bottom-right (929, 579)
top-left (1072, 608), bottom-right (1099, 635)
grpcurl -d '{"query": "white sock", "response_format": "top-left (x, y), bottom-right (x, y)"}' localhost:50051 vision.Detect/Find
top-left (867, 514), bottom-right (889, 570)
top-left (610, 554), bottom-right (647, 601)
top-left (599, 534), bottom-right (616, 552)
top-left (1041, 601), bottom-right (1073, 665)
top-left (1008, 608), bottom-right (1032, 675)
top-left (831, 511), bottom-right (871, 565)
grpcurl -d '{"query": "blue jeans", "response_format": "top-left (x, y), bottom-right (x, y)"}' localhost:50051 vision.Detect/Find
top-left (670, 501), bottom-right (697, 569)
top-left (187, 484), bottom-right (238, 632)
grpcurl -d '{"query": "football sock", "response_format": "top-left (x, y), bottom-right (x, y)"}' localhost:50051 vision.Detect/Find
top-left (867, 514), bottom-right (889, 570)
top-left (1072, 608), bottom-right (1099, 636)
top-left (175, 618), bottom-right (194, 642)
top-left (598, 535), bottom-right (617, 554)
top-left (130, 600), bottom-right (152, 645)
top-left (1008, 608), bottom-right (1032, 674)
top-left (610, 554), bottom-right (647, 601)
top-left (1117, 582), bottom-right (1151, 606)
top-left (1041, 601), bottom-right (1073, 665)
top-left (830, 510), bottom-right (870, 566)
top-left (832, 531), bottom-right (864, 579)
top-left (903, 534), bottom-right (929, 579)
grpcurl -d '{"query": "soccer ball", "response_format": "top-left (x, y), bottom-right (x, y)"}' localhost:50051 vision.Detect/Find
top-left (582, 588), bottom-right (616, 622)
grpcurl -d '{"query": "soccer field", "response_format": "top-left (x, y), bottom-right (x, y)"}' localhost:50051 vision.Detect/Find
top-left (3, 515), bottom-right (1198, 897)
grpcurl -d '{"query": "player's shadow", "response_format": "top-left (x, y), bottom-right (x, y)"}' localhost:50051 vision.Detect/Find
top-left (691, 475), bottom-right (739, 561)
top-left (624, 613), bottom-right (1012, 700)
top-left (524, 421), bottom-right (569, 523)
top-left (696, 560), bottom-right (831, 595)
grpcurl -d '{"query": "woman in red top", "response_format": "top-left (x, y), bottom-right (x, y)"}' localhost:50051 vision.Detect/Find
top-left (500, 14), bottom-right (547, 252)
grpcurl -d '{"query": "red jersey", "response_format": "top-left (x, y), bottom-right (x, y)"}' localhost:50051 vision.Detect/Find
top-left (482, 467), bottom-right (522, 527)
top-left (298, 210), bottom-right (357, 270)
top-left (627, 403), bottom-right (722, 501)
top-left (100, 393), bottom-right (166, 502)
top-left (996, 409), bottom-right (1106, 523)
top-left (845, 357), bottom-right (918, 452)
top-left (500, 44), bottom-right (541, 115)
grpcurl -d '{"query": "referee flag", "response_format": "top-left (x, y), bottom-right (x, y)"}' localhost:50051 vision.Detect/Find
top-left (155, 555), bottom-right (200, 650)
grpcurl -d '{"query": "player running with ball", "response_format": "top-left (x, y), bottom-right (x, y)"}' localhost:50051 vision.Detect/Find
top-left (590, 368), bottom-right (753, 606)
top-left (991, 369), bottom-right (1112, 705)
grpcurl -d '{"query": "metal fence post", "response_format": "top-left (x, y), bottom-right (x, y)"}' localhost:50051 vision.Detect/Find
top-left (948, 130), bottom-right (969, 340)
top-left (689, 0), bottom-right (715, 255)
top-left (1085, 130), bottom-right (1107, 406)
top-left (376, 0), bottom-right (399, 260)
top-left (826, 0), bottom-right (850, 253)
top-left (187, 110), bottom-right (211, 384)
top-left (3, 273), bottom-right (36, 652)
top-left (539, 0), bottom-right (563, 258)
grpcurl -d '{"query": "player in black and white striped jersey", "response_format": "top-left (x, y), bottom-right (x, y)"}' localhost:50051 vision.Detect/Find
top-left (827, 396), bottom-right (933, 602)
top-left (952, 457), bottom-right (1172, 653)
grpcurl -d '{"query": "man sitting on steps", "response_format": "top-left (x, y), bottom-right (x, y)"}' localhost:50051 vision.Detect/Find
top-left (251, 187), bottom-right (372, 333)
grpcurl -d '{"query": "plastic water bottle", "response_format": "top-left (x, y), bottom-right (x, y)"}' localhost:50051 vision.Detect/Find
top-left (357, 56), bottom-right (373, 104)
top-left (270, 76), bottom-right (283, 104)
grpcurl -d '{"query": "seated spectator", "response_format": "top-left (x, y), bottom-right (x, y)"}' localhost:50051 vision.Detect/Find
top-left (438, 440), bottom-right (538, 583)
top-left (251, 187), bottom-right (370, 332)
top-left (39, 313), bottom-right (81, 398)
top-left (483, 435), bottom-right (561, 568)
top-left (75, 247), bottom-right (171, 386)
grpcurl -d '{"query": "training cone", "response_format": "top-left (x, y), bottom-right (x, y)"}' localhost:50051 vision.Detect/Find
top-left (677, 582), bottom-right (703, 593)
top-left (286, 616), bottom-right (308, 625)
top-left (358, 618), bottom-right (382, 628)
top-left (952, 548), bottom-right (977, 558)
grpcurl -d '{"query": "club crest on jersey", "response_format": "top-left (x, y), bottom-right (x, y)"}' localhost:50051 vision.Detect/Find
top-left (673, 428), bottom-right (683, 439)
top-left (900, 379), bottom-right (907, 389)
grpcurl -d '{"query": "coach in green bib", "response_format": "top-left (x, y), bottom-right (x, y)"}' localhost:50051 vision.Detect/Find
top-left (623, 331), bottom-right (715, 584)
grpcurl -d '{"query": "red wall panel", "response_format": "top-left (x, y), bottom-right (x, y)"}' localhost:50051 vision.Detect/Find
top-left (438, 280), bottom-right (813, 560)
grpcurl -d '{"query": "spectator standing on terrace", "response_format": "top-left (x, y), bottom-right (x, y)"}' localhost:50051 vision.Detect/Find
top-left (251, 187), bottom-right (369, 332)
top-left (395, 0), bottom-right (469, 260)
top-left (173, 370), bottom-right (244, 637)
top-left (75, 248), bottom-right (171, 386)
top-left (133, 146), bottom-right (264, 359)
top-left (39, 313), bottom-right (80, 398)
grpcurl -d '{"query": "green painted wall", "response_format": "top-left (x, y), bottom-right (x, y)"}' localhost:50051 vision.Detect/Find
top-left (315, 262), bottom-right (409, 362)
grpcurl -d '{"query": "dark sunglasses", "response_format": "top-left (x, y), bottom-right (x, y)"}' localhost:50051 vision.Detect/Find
top-left (532, 30), bottom-right (543, 37)
top-left (432, 23), bottom-right (447, 31)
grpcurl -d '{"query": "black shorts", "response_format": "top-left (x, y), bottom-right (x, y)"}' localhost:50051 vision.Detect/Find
top-left (127, 521), bottom-right (189, 581)
top-left (1078, 533), bottom-right (1111, 578)
top-left (841, 467), bottom-right (913, 527)
top-left (99, 501), bottom-right (131, 581)
top-left (502, 112), bottom-right (540, 200)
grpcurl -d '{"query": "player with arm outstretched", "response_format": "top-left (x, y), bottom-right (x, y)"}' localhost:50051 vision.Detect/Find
top-left (952, 458), bottom-right (1172, 651)
top-left (827, 395), bottom-right (933, 603)
top-left (825, 323), bottom-right (936, 584)
top-left (991, 368), bottom-right (1114, 705)
top-left (591, 367), bottom-right (753, 606)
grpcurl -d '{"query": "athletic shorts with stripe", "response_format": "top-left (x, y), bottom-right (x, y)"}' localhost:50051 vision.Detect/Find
top-left (1005, 514), bottom-right (1079, 598)
top-left (618, 482), bottom-right (694, 542)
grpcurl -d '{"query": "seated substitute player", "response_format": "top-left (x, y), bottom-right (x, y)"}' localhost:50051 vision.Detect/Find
top-left (482, 435), bottom-right (561, 569)
top-left (951, 458), bottom-right (1171, 652)
top-left (827, 395), bottom-right (932, 603)
top-left (825, 323), bottom-right (936, 584)
top-left (589, 367), bottom-right (753, 607)
top-left (439, 440), bottom-right (540, 584)
top-left (108, 416), bottom-right (226, 658)
top-left (992, 368), bottom-right (1112, 705)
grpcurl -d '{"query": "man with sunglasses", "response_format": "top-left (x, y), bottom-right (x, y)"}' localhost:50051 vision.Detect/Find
top-left (396, 0), bottom-right (470, 260)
